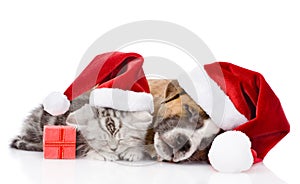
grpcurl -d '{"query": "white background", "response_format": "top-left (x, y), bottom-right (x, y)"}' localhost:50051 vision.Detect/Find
top-left (0, 1), bottom-right (299, 184)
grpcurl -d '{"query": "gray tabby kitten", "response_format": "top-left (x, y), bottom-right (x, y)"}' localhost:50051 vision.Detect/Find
top-left (10, 92), bottom-right (153, 161)
top-left (67, 104), bottom-right (153, 161)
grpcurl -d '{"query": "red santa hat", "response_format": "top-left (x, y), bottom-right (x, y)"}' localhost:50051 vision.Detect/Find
top-left (195, 62), bottom-right (290, 172)
top-left (42, 52), bottom-right (154, 116)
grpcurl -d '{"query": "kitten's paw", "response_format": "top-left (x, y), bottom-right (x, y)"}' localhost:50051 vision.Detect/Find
top-left (101, 152), bottom-right (119, 161)
top-left (11, 137), bottom-right (27, 150)
top-left (157, 155), bottom-right (164, 162)
top-left (85, 150), bottom-right (106, 161)
top-left (10, 136), bottom-right (43, 151)
top-left (120, 148), bottom-right (145, 161)
top-left (86, 151), bottom-right (118, 161)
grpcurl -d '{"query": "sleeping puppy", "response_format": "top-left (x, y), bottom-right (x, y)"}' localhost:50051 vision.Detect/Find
top-left (147, 79), bottom-right (222, 162)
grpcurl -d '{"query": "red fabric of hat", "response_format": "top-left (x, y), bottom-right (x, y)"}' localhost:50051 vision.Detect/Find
top-left (202, 62), bottom-right (290, 172)
top-left (43, 52), bottom-right (153, 116)
top-left (204, 62), bottom-right (290, 162)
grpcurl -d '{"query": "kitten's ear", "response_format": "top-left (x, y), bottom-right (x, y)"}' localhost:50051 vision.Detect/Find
top-left (122, 111), bottom-right (153, 130)
top-left (66, 104), bottom-right (96, 127)
top-left (132, 111), bottom-right (153, 123)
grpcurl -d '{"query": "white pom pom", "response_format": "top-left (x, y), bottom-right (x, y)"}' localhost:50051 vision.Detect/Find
top-left (208, 131), bottom-right (253, 173)
top-left (43, 92), bottom-right (70, 116)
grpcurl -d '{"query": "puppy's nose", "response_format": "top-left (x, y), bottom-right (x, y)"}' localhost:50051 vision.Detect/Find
top-left (178, 140), bottom-right (191, 153)
top-left (173, 134), bottom-right (190, 151)
top-left (155, 133), bottom-right (192, 162)
top-left (164, 133), bottom-right (191, 154)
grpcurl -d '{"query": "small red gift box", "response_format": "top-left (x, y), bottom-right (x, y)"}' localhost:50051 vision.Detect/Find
top-left (43, 125), bottom-right (76, 159)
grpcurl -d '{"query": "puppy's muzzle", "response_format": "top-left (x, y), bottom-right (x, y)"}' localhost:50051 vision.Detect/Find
top-left (154, 133), bottom-right (192, 162)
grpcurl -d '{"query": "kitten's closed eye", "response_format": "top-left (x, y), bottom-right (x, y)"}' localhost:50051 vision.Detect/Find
top-left (99, 134), bottom-right (110, 141)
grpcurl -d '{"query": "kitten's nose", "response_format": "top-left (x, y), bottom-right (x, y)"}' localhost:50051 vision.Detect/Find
top-left (109, 143), bottom-right (118, 152)
top-left (110, 147), bottom-right (117, 152)
top-left (109, 139), bottom-right (118, 152)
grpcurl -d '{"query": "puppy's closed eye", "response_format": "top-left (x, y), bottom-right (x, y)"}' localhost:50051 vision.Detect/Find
top-left (183, 104), bottom-right (204, 129)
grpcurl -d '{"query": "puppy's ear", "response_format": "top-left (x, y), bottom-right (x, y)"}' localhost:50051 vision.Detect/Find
top-left (66, 104), bottom-right (96, 127)
top-left (163, 80), bottom-right (181, 103)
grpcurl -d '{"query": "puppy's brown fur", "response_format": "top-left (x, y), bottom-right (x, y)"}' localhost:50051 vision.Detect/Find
top-left (149, 79), bottom-right (209, 121)
top-left (146, 79), bottom-right (220, 161)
